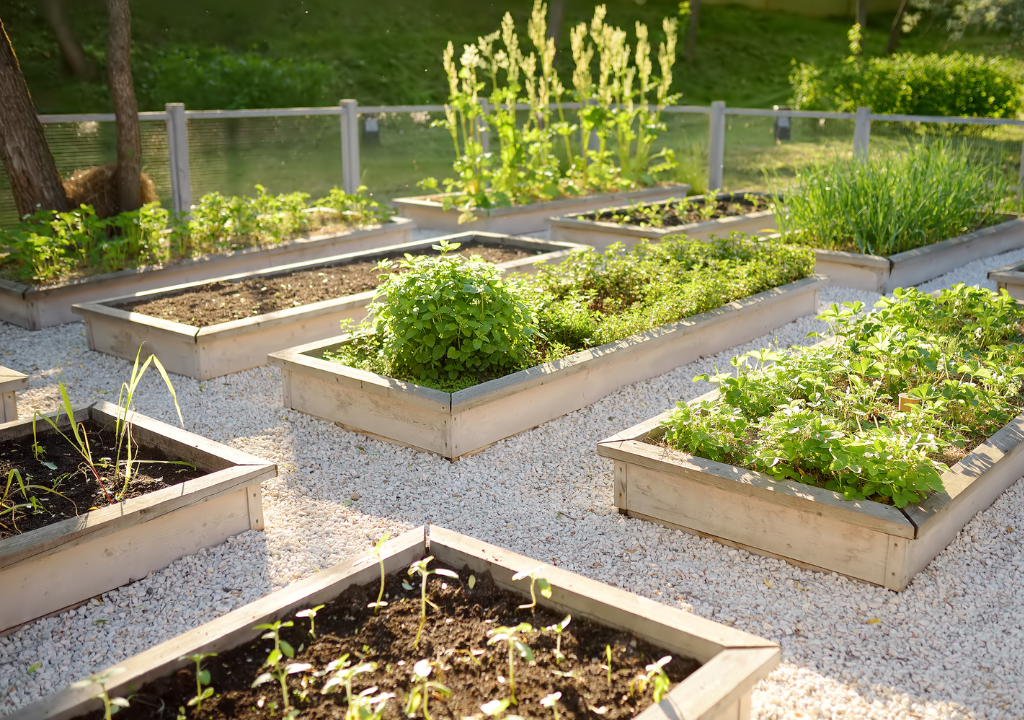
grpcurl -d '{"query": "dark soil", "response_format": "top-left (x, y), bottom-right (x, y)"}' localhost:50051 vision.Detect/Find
top-left (115, 243), bottom-right (538, 327)
top-left (0, 420), bottom-right (206, 540)
top-left (588, 194), bottom-right (771, 228)
top-left (103, 564), bottom-right (699, 720)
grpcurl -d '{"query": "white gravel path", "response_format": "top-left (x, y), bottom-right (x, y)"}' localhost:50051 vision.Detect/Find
top-left (1, 247), bottom-right (1023, 719)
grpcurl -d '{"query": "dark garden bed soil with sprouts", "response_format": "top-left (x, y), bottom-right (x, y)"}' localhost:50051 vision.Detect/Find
top-left (0, 420), bottom-right (205, 540)
top-left (586, 194), bottom-right (770, 228)
top-left (113, 243), bottom-right (537, 327)
top-left (103, 565), bottom-right (699, 720)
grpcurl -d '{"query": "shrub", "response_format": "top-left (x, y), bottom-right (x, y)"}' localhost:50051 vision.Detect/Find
top-left (135, 49), bottom-right (341, 110)
top-left (768, 140), bottom-right (1021, 256)
top-left (791, 50), bottom-right (1024, 119)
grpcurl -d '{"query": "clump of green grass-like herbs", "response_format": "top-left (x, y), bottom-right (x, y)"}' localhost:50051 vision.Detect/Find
top-left (323, 234), bottom-right (815, 392)
top-left (768, 140), bottom-right (1021, 257)
top-left (660, 284), bottom-right (1024, 508)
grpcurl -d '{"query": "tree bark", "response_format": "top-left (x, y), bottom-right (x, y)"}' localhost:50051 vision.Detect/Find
top-left (40, 0), bottom-right (95, 79)
top-left (107, 0), bottom-right (141, 213)
top-left (547, 0), bottom-right (564, 57)
top-left (857, 0), bottom-right (868, 29)
top-left (886, 0), bottom-right (909, 54)
top-left (0, 15), bottom-right (69, 217)
top-left (685, 0), bottom-right (700, 64)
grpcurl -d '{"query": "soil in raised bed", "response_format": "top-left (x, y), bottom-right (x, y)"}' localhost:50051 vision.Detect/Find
top-left (114, 243), bottom-right (539, 327)
top-left (101, 563), bottom-right (699, 720)
top-left (586, 194), bottom-right (771, 228)
top-left (0, 420), bottom-right (206, 540)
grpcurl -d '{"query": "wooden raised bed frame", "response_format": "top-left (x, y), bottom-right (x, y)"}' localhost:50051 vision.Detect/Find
top-left (0, 365), bottom-right (28, 423)
top-left (392, 185), bottom-right (690, 234)
top-left (597, 392), bottom-right (1024, 592)
top-left (0, 401), bottom-right (276, 633)
top-left (0, 217), bottom-right (413, 330)
top-left (811, 215), bottom-right (1024, 293)
top-left (550, 192), bottom-right (778, 252)
top-left (987, 261), bottom-right (1024, 301)
top-left (71, 233), bottom-right (584, 381)
top-left (9, 526), bottom-right (780, 720)
top-left (269, 276), bottom-right (825, 460)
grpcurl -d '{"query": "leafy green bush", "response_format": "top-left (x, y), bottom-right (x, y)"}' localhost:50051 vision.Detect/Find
top-left (0, 204), bottom-right (169, 283)
top-left (135, 49), bottom-right (341, 110)
top-left (768, 141), bottom-right (1020, 256)
top-left (326, 235), bottom-right (815, 390)
top-left (791, 50), bottom-right (1023, 119)
top-left (661, 285), bottom-right (1024, 507)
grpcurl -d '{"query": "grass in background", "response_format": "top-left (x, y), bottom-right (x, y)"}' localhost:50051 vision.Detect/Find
top-left (768, 140), bottom-right (1022, 256)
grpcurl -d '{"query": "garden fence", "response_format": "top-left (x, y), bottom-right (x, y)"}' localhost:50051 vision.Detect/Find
top-left (2, 101), bottom-right (1024, 227)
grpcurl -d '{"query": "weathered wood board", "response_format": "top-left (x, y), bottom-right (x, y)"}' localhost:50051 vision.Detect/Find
top-left (0, 365), bottom-right (29, 424)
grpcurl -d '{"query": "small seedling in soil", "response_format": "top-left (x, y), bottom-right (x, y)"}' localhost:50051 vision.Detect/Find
top-left (407, 556), bottom-right (459, 647)
top-left (486, 623), bottom-right (534, 705)
top-left (368, 533), bottom-right (391, 613)
top-left (511, 565), bottom-right (551, 613)
top-left (179, 652), bottom-right (216, 713)
top-left (295, 604), bottom-right (325, 638)
top-left (70, 669), bottom-right (128, 720)
top-left (603, 645), bottom-right (613, 688)
top-left (404, 659), bottom-right (451, 720)
top-left (252, 620), bottom-right (311, 715)
top-left (320, 654), bottom-right (392, 720)
top-left (629, 655), bottom-right (673, 703)
top-left (1, 469), bottom-right (69, 534)
top-left (545, 615), bottom-right (571, 664)
top-left (541, 691), bottom-right (562, 720)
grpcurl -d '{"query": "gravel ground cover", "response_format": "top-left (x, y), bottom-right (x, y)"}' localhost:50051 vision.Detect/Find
top-left (1, 246), bottom-right (1022, 719)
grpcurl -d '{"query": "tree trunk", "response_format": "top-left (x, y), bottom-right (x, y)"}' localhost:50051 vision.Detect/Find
top-left (0, 15), bottom-right (69, 217)
top-left (857, 0), bottom-right (867, 29)
top-left (887, 0), bottom-right (909, 54)
top-left (107, 0), bottom-right (141, 213)
top-left (40, 0), bottom-right (95, 79)
top-left (685, 0), bottom-right (700, 64)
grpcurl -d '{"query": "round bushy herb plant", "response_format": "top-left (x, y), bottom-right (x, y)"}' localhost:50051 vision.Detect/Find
top-left (369, 240), bottom-right (538, 387)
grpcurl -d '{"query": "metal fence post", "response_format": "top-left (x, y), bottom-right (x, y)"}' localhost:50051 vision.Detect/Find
top-left (707, 101), bottom-right (726, 192)
top-left (340, 99), bottom-right (361, 193)
top-left (1018, 130), bottom-right (1024, 188)
top-left (854, 106), bottom-right (871, 159)
top-left (165, 103), bottom-right (191, 217)
top-left (478, 97), bottom-right (490, 155)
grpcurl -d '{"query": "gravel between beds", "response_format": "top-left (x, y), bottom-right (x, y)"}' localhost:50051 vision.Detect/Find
top-left (1, 248), bottom-right (1023, 720)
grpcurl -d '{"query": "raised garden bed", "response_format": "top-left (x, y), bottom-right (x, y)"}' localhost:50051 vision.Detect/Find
top-left (393, 185), bottom-right (690, 235)
top-left (0, 401), bottom-right (276, 633)
top-left (0, 217), bottom-right (414, 330)
top-left (9, 526), bottom-right (779, 720)
top-left (72, 234), bottom-right (582, 381)
top-left (269, 275), bottom-right (824, 459)
top-left (598, 287), bottom-right (1024, 591)
top-left (988, 260), bottom-right (1024, 301)
top-left (811, 215), bottom-right (1024, 293)
top-left (0, 365), bottom-right (28, 424)
top-left (550, 192), bottom-right (778, 252)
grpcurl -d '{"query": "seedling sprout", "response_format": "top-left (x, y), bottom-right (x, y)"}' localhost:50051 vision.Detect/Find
top-left (629, 655), bottom-right (673, 703)
top-left (179, 652), bottom-right (217, 713)
top-left (70, 669), bottom-right (128, 720)
top-left (404, 659), bottom-right (451, 720)
top-left (252, 620), bottom-right (311, 714)
top-left (545, 615), bottom-right (571, 663)
top-left (511, 565), bottom-right (551, 613)
top-left (407, 556), bottom-right (459, 647)
top-left (367, 533), bottom-right (391, 613)
top-left (295, 604), bottom-right (325, 638)
top-left (486, 622), bottom-right (534, 705)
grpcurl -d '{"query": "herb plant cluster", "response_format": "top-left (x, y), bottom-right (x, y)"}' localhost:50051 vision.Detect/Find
top-left (661, 285), bottom-right (1024, 508)
top-left (325, 235), bottom-right (815, 392)
top-left (0, 186), bottom-right (394, 284)
top-left (421, 0), bottom-right (680, 222)
top-left (585, 193), bottom-right (771, 229)
top-left (768, 141), bottom-right (1021, 257)
top-left (77, 557), bottom-right (690, 720)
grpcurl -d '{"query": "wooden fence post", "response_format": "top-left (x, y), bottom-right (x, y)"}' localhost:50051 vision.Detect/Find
top-left (340, 99), bottom-right (361, 193)
top-left (165, 103), bottom-right (191, 218)
top-left (708, 101), bottom-right (726, 191)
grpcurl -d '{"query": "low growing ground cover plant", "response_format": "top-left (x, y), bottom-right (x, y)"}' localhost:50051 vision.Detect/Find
top-left (660, 284), bottom-right (1024, 508)
top-left (584, 192), bottom-right (771, 229)
top-left (421, 0), bottom-right (680, 221)
top-left (97, 553), bottom-right (697, 720)
top-left (324, 235), bottom-right (814, 391)
top-left (768, 141), bottom-right (1021, 256)
top-left (0, 186), bottom-right (394, 284)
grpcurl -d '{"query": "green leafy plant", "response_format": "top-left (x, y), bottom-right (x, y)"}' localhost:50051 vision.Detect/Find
top-left (629, 656), bottom-right (673, 703)
top-left (367, 533), bottom-right (391, 614)
top-left (0, 468), bottom-right (71, 535)
top-left (511, 564), bottom-right (551, 612)
top-left (320, 654), bottom-right (394, 720)
top-left (545, 615), bottom-right (571, 664)
top-left (295, 604), bottom-right (325, 638)
top-left (252, 620), bottom-right (311, 716)
top-left (404, 659), bottom-right (451, 720)
top-left (662, 285), bottom-right (1024, 508)
top-left (70, 669), bottom-right (129, 720)
top-left (179, 652), bottom-right (217, 714)
top-left (486, 622), bottom-right (534, 705)
top-left (407, 556), bottom-right (460, 647)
